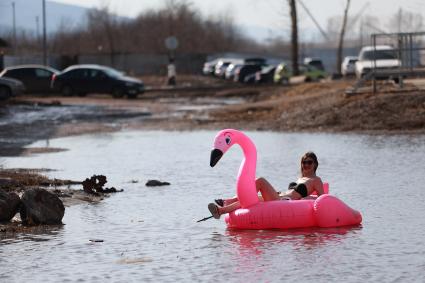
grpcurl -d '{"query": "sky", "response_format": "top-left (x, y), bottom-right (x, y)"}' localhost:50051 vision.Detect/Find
top-left (49, 0), bottom-right (425, 41)
top-left (2, 0), bottom-right (425, 41)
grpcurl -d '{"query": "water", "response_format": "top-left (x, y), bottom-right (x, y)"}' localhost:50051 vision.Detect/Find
top-left (1, 131), bottom-right (424, 282)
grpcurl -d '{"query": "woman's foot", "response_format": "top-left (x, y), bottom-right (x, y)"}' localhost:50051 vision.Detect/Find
top-left (214, 199), bottom-right (224, 207)
top-left (208, 203), bottom-right (220, 219)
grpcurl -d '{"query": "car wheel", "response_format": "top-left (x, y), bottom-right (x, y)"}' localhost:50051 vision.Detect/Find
top-left (0, 86), bottom-right (12, 100)
top-left (61, 85), bottom-right (74, 96)
top-left (112, 87), bottom-right (125, 98)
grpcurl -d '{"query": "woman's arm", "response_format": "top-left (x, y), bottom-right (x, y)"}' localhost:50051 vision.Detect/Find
top-left (315, 178), bottom-right (325, 196)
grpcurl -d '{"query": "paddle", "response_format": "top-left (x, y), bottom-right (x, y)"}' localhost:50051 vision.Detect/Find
top-left (196, 215), bottom-right (213, 222)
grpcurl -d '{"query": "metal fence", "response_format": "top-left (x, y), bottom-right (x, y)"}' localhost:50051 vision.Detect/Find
top-left (0, 52), bottom-right (207, 75)
top-left (350, 31), bottom-right (425, 93)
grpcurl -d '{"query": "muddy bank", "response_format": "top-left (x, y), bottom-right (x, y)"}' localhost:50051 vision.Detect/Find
top-left (0, 99), bottom-right (151, 156)
top-left (1, 76), bottom-right (424, 158)
top-left (208, 81), bottom-right (425, 133)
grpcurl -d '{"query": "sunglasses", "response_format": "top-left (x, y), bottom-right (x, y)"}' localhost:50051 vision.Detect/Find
top-left (302, 160), bottom-right (314, 165)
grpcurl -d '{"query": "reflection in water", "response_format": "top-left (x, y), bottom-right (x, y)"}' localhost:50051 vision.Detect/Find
top-left (0, 224), bottom-right (64, 243)
top-left (225, 225), bottom-right (362, 256)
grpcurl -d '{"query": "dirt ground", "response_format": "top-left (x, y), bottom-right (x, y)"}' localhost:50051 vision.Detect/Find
top-left (0, 75), bottom-right (424, 226)
top-left (7, 75), bottom-right (425, 135)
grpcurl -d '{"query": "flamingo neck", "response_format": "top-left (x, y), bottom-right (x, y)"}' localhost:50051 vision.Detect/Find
top-left (236, 133), bottom-right (258, 208)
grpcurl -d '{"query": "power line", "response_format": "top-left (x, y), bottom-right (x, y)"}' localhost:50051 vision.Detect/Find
top-left (298, 0), bottom-right (330, 40)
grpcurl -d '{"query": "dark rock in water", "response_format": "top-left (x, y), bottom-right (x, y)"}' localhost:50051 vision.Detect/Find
top-left (20, 188), bottom-right (65, 225)
top-left (0, 190), bottom-right (21, 221)
top-left (82, 175), bottom-right (123, 195)
top-left (145, 180), bottom-right (171, 187)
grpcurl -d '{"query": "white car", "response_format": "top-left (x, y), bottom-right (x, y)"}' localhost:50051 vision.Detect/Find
top-left (355, 45), bottom-right (401, 79)
top-left (341, 56), bottom-right (358, 76)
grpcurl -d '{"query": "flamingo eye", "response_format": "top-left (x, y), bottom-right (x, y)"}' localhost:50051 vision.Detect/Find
top-left (225, 137), bottom-right (231, 145)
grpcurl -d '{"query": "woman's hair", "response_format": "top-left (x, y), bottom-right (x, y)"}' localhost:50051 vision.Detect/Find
top-left (300, 151), bottom-right (319, 175)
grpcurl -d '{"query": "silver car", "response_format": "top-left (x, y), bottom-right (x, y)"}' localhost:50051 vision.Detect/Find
top-left (0, 77), bottom-right (25, 99)
top-left (341, 56), bottom-right (358, 76)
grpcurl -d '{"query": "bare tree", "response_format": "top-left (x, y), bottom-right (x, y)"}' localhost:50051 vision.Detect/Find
top-left (387, 8), bottom-right (424, 33)
top-left (10, 1), bottom-right (258, 57)
top-left (288, 0), bottom-right (299, 75)
top-left (336, 0), bottom-right (350, 75)
top-left (87, 6), bottom-right (121, 65)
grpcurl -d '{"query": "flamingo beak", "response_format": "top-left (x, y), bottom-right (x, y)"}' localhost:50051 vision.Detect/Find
top-left (210, 149), bottom-right (223, 167)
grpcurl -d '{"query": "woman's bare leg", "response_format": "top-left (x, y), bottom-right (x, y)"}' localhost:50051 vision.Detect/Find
top-left (223, 196), bottom-right (238, 206)
top-left (255, 177), bottom-right (280, 201)
top-left (217, 177), bottom-right (279, 215)
top-left (218, 201), bottom-right (241, 214)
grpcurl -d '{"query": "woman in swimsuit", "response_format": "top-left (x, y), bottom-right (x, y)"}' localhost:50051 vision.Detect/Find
top-left (208, 151), bottom-right (324, 219)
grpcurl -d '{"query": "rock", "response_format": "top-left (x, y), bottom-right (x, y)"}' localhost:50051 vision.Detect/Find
top-left (145, 180), bottom-right (170, 187)
top-left (0, 190), bottom-right (21, 221)
top-left (20, 188), bottom-right (65, 225)
top-left (0, 178), bottom-right (18, 189)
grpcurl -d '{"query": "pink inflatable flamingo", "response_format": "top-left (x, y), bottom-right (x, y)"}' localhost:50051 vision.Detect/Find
top-left (210, 129), bottom-right (362, 229)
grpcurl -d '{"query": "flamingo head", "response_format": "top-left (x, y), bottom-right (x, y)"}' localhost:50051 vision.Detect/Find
top-left (210, 129), bottom-right (236, 167)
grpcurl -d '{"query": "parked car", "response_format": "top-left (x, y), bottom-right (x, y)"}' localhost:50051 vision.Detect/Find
top-left (304, 57), bottom-right (325, 71)
top-left (202, 59), bottom-right (218, 76)
top-left (274, 63), bottom-right (291, 85)
top-left (224, 63), bottom-right (242, 80)
top-left (0, 64), bottom-right (59, 94)
top-left (274, 62), bottom-right (327, 84)
top-left (254, 65), bottom-right (276, 84)
top-left (341, 56), bottom-right (358, 76)
top-left (51, 64), bottom-right (144, 98)
top-left (0, 77), bottom-right (25, 100)
top-left (243, 65), bottom-right (276, 84)
top-left (234, 64), bottom-right (263, 83)
top-left (355, 45), bottom-right (400, 80)
top-left (214, 61), bottom-right (232, 78)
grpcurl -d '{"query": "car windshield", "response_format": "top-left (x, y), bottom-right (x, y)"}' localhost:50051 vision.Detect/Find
top-left (103, 67), bottom-right (124, 78)
top-left (361, 50), bottom-right (397, 60)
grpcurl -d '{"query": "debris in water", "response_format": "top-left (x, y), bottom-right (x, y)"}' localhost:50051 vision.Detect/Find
top-left (116, 257), bottom-right (153, 264)
top-left (145, 180), bottom-right (170, 187)
top-left (82, 175), bottom-right (123, 195)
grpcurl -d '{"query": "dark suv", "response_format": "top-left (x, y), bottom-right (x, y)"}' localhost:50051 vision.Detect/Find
top-left (52, 64), bottom-right (144, 98)
top-left (233, 64), bottom-right (263, 83)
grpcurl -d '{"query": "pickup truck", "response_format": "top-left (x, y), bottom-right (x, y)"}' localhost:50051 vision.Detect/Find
top-left (355, 45), bottom-right (401, 80)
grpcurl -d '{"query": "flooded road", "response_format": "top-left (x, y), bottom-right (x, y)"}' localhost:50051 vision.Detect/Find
top-left (1, 131), bottom-right (424, 282)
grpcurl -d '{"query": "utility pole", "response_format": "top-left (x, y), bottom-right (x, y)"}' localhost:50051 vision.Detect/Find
top-left (12, 2), bottom-right (16, 54)
top-left (397, 8), bottom-right (403, 33)
top-left (42, 0), bottom-right (47, 65)
top-left (36, 16), bottom-right (40, 42)
top-left (336, 0), bottom-right (351, 75)
top-left (288, 0), bottom-right (299, 76)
